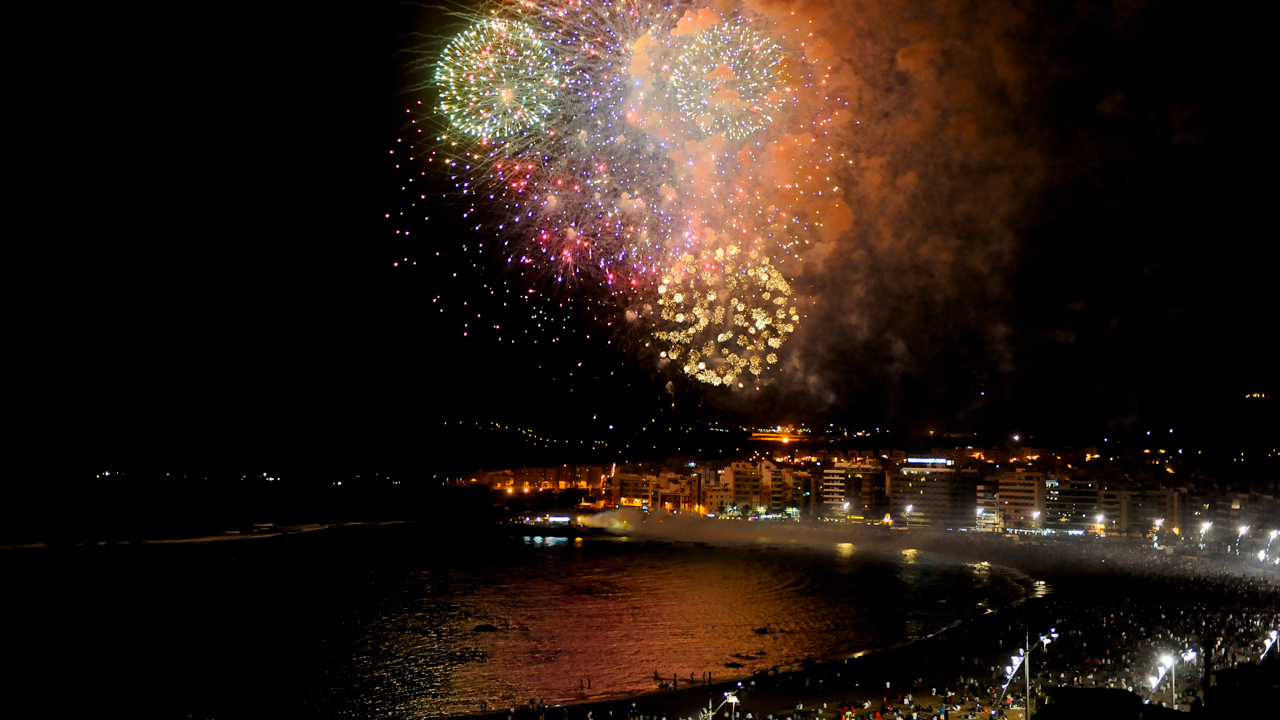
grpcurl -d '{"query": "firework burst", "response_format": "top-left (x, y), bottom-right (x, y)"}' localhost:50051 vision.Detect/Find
top-left (670, 22), bottom-right (786, 140)
top-left (435, 19), bottom-right (560, 138)
top-left (413, 1), bottom-right (850, 387)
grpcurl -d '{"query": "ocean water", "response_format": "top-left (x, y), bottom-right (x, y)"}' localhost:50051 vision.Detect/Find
top-left (3, 523), bottom-right (1025, 718)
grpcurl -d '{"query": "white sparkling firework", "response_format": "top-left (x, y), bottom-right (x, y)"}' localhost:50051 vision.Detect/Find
top-left (670, 22), bottom-right (786, 140)
top-left (435, 19), bottom-right (560, 138)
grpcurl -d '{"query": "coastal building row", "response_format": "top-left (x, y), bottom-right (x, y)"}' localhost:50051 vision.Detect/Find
top-left (465, 459), bottom-right (1280, 536)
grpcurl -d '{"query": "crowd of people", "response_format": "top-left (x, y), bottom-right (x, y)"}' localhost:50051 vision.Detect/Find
top-left (486, 531), bottom-right (1278, 720)
top-left (637, 532), bottom-right (1279, 719)
top-left (803, 532), bottom-right (1278, 717)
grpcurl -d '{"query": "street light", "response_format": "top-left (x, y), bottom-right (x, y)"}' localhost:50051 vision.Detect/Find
top-left (1032, 511), bottom-right (1040, 533)
top-left (702, 690), bottom-right (739, 720)
top-left (1161, 655), bottom-right (1174, 707)
top-left (996, 627), bottom-right (1058, 715)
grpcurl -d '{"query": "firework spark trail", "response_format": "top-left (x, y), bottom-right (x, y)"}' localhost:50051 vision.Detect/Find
top-left (416, 0), bottom-right (854, 386)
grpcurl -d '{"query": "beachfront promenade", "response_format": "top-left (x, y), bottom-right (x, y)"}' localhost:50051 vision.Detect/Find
top-left (459, 531), bottom-right (1279, 720)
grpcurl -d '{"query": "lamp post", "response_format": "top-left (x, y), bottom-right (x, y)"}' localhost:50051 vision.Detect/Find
top-left (995, 626), bottom-right (1057, 714)
top-left (1161, 655), bottom-right (1174, 708)
top-left (1032, 510), bottom-right (1040, 534)
top-left (1025, 628), bottom-right (1032, 715)
top-left (1178, 650), bottom-right (1196, 708)
top-left (702, 690), bottom-right (739, 720)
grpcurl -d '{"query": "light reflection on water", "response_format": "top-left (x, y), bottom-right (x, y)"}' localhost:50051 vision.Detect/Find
top-left (315, 533), bottom-right (1030, 718)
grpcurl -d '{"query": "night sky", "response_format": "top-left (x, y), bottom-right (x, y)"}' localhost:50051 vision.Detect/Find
top-left (66, 0), bottom-right (1272, 468)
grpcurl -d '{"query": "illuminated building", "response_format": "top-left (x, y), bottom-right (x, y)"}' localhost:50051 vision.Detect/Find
top-left (702, 484), bottom-right (733, 515)
top-left (654, 471), bottom-right (698, 512)
top-left (888, 458), bottom-right (979, 529)
top-left (976, 482), bottom-right (1000, 531)
top-left (1043, 475), bottom-right (1099, 533)
top-left (614, 473), bottom-right (653, 508)
top-left (759, 461), bottom-right (800, 515)
top-left (821, 463), bottom-right (849, 518)
top-left (723, 462), bottom-right (763, 514)
top-left (1116, 485), bottom-right (1184, 536)
top-left (996, 469), bottom-right (1046, 531)
top-left (783, 468), bottom-right (812, 517)
top-left (821, 461), bottom-right (885, 521)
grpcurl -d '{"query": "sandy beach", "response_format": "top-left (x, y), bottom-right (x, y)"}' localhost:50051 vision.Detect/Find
top-left (451, 582), bottom-right (1037, 720)
top-left (439, 538), bottom-right (1280, 720)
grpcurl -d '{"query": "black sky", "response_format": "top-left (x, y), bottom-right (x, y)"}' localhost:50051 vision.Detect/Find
top-left (58, 0), bottom-right (1273, 467)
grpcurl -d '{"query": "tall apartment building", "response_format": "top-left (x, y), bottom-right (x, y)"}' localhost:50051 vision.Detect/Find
top-left (653, 471), bottom-right (699, 512)
top-left (1117, 485), bottom-right (1183, 535)
top-left (996, 469), bottom-right (1046, 531)
top-left (1044, 475), bottom-right (1099, 533)
top-left (614, 473), bottom-right (653, 508)
top-left (723, 461), bottom-right (763, 514)
top-left (889, 459), bottom-right (979, 529)
top-left (976, 482), bottom-right (1000, 531)
top-left (1097, 480), bottom-right (1130, 534)
top-left (759, 461), bottom-right (785, 514)
top-left (695, 470), bottom-right (732, 514)
top-left (821, 463), bottom-right (850, 518)
top-left (849, 463), bottom-right (887, 521)
top-left (819, 461), bottom-right (885, 520)
top-left (760, 464), bottom-right (806, 516)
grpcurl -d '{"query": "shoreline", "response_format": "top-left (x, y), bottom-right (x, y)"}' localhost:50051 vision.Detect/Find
top-left (444, 556), bottom-right (1043, 719)
top-left (443, 595), bottom-right (1043, 720)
